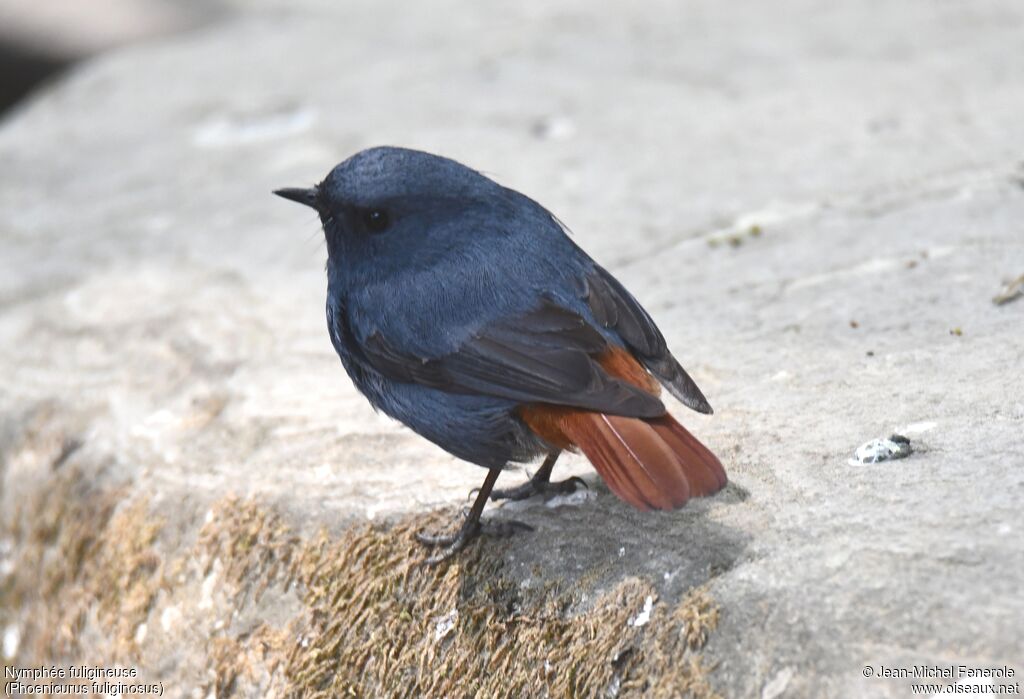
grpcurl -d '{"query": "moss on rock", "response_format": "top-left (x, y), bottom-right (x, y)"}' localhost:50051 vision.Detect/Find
top-left (4, 482), bottom-right (721, 698)
top-left (200, 498), bottom-right (722, 698)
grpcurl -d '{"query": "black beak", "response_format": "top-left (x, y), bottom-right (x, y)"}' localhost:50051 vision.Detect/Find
top-left (273, 186), bottom-right (320, 210)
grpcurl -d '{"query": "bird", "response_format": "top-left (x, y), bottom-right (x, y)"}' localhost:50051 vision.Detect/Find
top-left (275, 146), bottom-right (726, 563)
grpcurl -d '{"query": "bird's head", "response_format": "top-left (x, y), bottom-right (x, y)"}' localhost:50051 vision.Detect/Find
top-left (275, 147), bottom-right (515, 281)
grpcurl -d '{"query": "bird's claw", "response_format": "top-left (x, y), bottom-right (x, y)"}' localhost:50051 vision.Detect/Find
top-left (490, 475), bottom-right (588, 502)
top-left (416, 519), bottom-right (480, 549)
top-left (416, 517), bottom-right (532, 565)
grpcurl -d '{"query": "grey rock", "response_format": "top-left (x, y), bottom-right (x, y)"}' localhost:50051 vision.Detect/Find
top-left (2, 0), bottom-right (1023, 697)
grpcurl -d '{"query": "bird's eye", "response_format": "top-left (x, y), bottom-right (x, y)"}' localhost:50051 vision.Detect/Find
top-left (362, 209), bottom-right (390, 233)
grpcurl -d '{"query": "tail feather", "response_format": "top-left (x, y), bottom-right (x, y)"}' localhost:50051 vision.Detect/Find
top-left (563, 415), bottom-right (661, 510)
top-left (517, 340), bottom-right (727, 511)
top-left (594, 414), bottom-right (688, 510)
top-left (648, 415), bottom-right (727, 496)
top-left (554, 411), bottom-right (724, 511)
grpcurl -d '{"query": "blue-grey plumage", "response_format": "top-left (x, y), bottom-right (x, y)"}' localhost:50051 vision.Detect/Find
top-left (277, 146), bottom-right (713, 470)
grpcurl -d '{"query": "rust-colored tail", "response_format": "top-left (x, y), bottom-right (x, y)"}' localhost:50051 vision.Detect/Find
top-left (555, 411), bottom-right (726, 511)
top-left (517, 346), bottom-right (726, 511)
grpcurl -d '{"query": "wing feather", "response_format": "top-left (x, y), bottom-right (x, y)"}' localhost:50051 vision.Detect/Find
top-left (584, 266), bottom-right (713, 414)
top-left (360, 298), bottom-right (665, 418)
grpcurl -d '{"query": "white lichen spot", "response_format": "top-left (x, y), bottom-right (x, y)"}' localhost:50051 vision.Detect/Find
top-left (545, 488), bottom-right (594, 508)
top-left (433, 609), bottom-right (458, 641)
top-left (618, 547), bottom-right (626, 558)
top-left (628, 595), bottom-right (655, 628)
top-left (3, 624), bottom-right (20, 659)
top-left (134, 623), bottom-right (148, 645)
top-left (762, 666), bottom-right (794, 699)
top-left (199, 561), bottom-right (221, 611)
top-left (849, 435), bottom-right (912, 465)
top-left (161, 605), bottom-right (182, 633)
top-left (204, 509), bottom-right (215, 525)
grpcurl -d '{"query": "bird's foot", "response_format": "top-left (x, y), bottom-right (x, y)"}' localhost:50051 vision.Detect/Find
top-left (490, 475), bottom-right (588, 502)
top-left (416, 512), bottom-right (532, 565)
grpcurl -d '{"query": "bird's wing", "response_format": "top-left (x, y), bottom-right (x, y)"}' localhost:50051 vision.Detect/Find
top-left (360, 298), bottom-right (666, 418)
top-left (583, 265), bottom-right (713, 414)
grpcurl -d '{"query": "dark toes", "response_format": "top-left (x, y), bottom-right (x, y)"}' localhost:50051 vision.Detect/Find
top-left (423, 544), bottom-right (465, 566)
top-left (417, 521), bottom-right (483, 565)
top-left (416, 529), bottom-right (458, 547)
top-left (554, 476), bottom-right (588, 494)
top-left (489, 484), bottom-right (535, 502)
top-left (492, 476), bottom-right (588, 502)
top-left (415, 516), bottom-right (532, 566)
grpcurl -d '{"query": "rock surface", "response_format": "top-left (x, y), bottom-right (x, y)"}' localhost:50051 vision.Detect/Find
top-left (2, 1), bottom-right (1022, 697)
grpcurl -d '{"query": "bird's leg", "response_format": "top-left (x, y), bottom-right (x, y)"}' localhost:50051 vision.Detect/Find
top-left (416, 466), bottom-right (531, 565)
top-left (489, 451), bottom-right (587, 502)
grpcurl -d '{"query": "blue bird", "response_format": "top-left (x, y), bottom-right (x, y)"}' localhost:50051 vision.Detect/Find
top-left (275, 147), bottom-right (726, 563)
